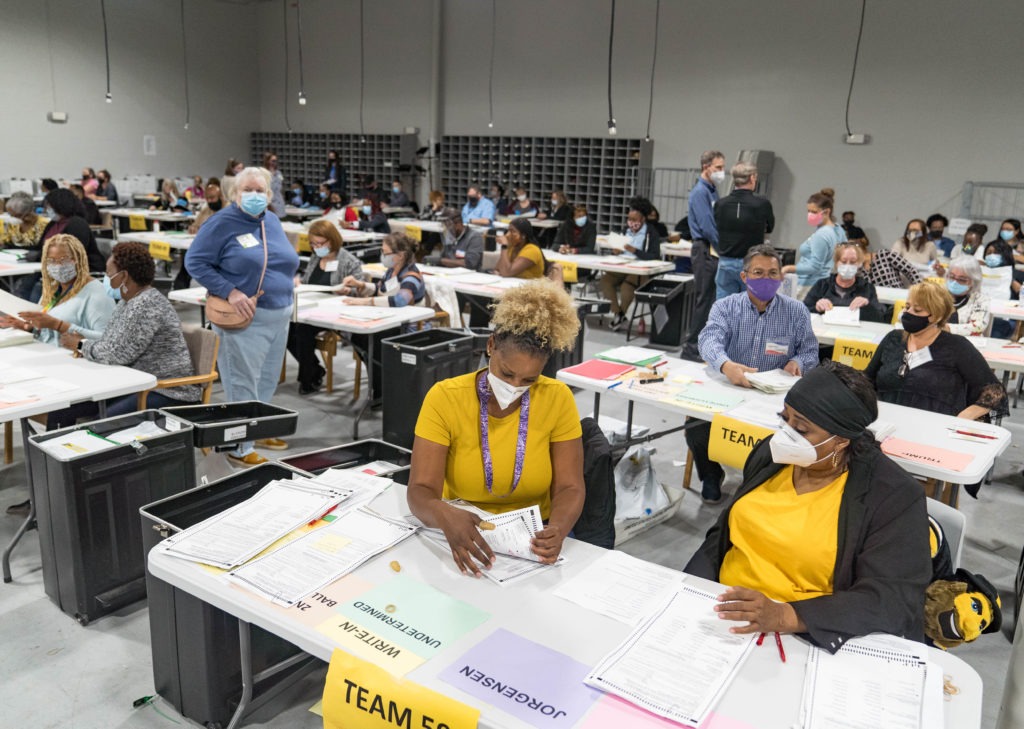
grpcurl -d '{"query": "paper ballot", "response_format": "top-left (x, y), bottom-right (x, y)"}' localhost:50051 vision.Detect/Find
top-left (585, 585), bottom-right (756, 727)
top-left (0, 288), bottom-right (41, 320)
top-left (821, 306), bottom-right (861, 326)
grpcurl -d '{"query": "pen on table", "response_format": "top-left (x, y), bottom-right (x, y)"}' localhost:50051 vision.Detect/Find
top-left (607, 380), bottom-right (624, 390)
top-left (308, 502), bottom-right (341, 526)
top-left (756, 632), bottom-right (766, 646)
top-left (638, 377), bottom-right (665, 385)
top-left (947, 428), bottom-right (997, 440)
top-left (774, 632), bottom-right (786, 663)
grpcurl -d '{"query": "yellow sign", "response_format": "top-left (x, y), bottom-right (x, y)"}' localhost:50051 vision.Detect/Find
top-left (129, 214), bottom-right (147, 231)
top-left (317, 615), bottom-right (426, 677)
top-left (707, 414), bottom-right (774, 470)
top-left (834, 337), bottom-right (878, 370)
top-left (890, 299), bottom-right (906, 325)
top-left (405, 224), bottom-right (422, 242)
top-left (322, 649), bottom-right (479, 729)
top-left (148, 240), bottom-right (172, 262)
top-left (559, 260), bottom-right (578, 283)
top-left (297, 232), bottom-right (311, 253)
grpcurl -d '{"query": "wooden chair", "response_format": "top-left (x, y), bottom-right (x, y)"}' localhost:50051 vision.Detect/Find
top-left (137, 325), bottom-right (220, 408)
top-left (315, 330), bottom-right (341, 394)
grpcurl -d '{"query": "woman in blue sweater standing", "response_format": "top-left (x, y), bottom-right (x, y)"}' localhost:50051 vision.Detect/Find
top-left (187, 167), bottom-right (300, 466)
top-left (783, 187), bottom-right (846, 298)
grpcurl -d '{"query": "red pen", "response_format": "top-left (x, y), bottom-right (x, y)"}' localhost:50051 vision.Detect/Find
top-left (774, 632), bottom-right (786, 663)
top-left (947, 428), bottom-right (997, 440)
top-left (309, 502), bottom-right (341, 526)
top-left (756, 632), bottom-right (766, 646)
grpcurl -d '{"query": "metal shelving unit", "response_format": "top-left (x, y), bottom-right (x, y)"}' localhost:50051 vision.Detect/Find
top-left (439, 136), bottom-right (654, 231)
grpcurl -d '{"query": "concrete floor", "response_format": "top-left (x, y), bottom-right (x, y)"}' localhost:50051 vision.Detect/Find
top-left (0, 305), bottom-right (1020, 729)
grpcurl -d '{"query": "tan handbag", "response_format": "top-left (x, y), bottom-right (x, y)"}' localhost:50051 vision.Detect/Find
top-left (205, 221), bottom-right (269, 330)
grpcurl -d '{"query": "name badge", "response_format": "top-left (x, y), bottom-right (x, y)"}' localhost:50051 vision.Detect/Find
top-left (455, 250), bottom-right (466, 259)
top-left (384, 277), bottom-right (399, 294)
top-left (236, 233), bottom-right (260, 248)
top-left (906, 346), bottom-right (933, 370)
top-left (325, 260), bottom-right (339, 272)
top-left (765, 340), bottom-right (789, 356)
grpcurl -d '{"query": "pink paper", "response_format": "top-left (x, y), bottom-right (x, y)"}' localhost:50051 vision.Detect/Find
top-left (578, 695), bottom-right (755, 729)
top-left (982, 349), bottom-right (1024, 364)
top-left (881, 437), bottom-right (974, 471)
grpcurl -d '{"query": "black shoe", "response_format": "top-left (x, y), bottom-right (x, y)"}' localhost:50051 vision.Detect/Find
top-left (299, 382), bottom-right (319, 395)
top-left (701, 480), bottom-right (723, 504)
top-left (610, 314), bottom-right (626, 331)
top-left (6, 499), bottom-right (30, 516)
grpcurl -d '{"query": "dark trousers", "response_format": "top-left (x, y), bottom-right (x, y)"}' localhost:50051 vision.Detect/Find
top-left (684, 239), bottom-right (719, 346)
top-left (684, 418), bottom-right (723, 485)
top-left (286, 322), bottom-right (326, 387)
top-left (461, 293), bottom-right (492, 328)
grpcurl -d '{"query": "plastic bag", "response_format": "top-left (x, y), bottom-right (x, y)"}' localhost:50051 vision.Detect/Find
top-left (614, 444), bottom-right (669, 520)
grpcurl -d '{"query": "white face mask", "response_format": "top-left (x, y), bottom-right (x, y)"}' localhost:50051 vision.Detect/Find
top-left (769, 423), bottom-right (837, 467)
top-left (836, 263), bottom-right (859, 279)
top-left (710, 169), bottom-right (726, 185)
top-left (517, 194), bottom-right (527, 202)
top-left (487, 371), bottom-right (530, 410)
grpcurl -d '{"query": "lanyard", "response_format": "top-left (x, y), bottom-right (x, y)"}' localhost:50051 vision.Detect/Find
top-left (43, 285), bottom-right (70, 312)
top-left (476, 370), bottom-right (530, 496)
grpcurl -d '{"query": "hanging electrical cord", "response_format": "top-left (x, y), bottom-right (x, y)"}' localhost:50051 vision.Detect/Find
top-left (487, 0), bottom-right (496, 128)
top-left (644, 0), bottom-right (660, 142)
top-left (606, 0), bottom-right (617, 135)
top-left (295, 1), bottom-right (306, 105)
top-left (844, 0), bottom-right (867, 136)
top-left (282, 0), bottom-right (292, 132)
top-left (100, 0), bottom-right (112, 102)
top-left (359, 0), bottom-right (366, 142)
top-left (179, 0), bottom-right (190, 129)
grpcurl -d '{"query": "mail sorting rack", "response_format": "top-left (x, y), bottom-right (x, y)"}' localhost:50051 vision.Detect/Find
top-left (141, 462), bottom-right (318, 729)
top-left (440, 135), bottom-right (654, 232)
top-left (250, 131), bottom-right (413, 203)
top-left (27, 409), bottom-right (196, 625)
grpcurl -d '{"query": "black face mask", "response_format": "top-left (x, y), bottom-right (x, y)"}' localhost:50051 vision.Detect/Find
top-left (901, 311), bottom-right (931, 334)
top-left (332, 202), bottom-right (344, 209)
top-left (208, 200), bottom-right (223, 211)
top-left (467, 196), bottom-right (479, 206)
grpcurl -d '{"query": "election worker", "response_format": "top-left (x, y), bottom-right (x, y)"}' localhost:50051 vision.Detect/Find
top-left (408, 280), bottom-right (584, 576)
top-left (686, 361), bottom-right (931, 653)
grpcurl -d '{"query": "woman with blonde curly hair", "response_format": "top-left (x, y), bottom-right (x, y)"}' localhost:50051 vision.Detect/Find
top-left (408, 280), bottom-right (585, 575)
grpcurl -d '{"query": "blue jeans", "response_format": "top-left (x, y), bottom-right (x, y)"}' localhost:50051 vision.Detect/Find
top-left (715, 256), bottom-right (745, 299)
top-left (213, 305), bottom-right (293, 455)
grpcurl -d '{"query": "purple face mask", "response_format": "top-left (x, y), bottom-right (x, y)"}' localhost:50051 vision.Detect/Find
top-left (745, 276), bottom-right (782, 302)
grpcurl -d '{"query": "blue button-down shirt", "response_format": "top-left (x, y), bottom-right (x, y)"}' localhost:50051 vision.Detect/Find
top-left (461, 197), bottom-right (496, 225)
top-left (687, 177), bottom-right (718, 248)
top-left (699, 291), bottom-right (819, 375)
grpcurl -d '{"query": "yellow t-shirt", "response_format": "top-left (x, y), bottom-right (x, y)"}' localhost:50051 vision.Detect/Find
top-left (513, 243), bottom-right (545, 279)
top-left (719, 465), bottom-right (847, 603)
top-left (414, 371), bottom-right (582, 519)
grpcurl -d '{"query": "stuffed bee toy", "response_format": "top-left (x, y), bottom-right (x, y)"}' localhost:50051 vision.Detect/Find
top-left (923, 517), bottom-right (1002, 650)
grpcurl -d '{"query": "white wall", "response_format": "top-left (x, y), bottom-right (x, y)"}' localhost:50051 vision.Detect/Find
top-left (0, 0), bottom-right (260, 185)
top-left (252, 0), bottom-right (1024, 249)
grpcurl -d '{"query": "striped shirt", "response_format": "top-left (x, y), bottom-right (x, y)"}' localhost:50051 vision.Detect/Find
top-left (699, 291), bottom-right (819, 375)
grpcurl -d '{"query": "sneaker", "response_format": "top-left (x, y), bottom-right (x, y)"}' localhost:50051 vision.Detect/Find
top-left (228, 452), bottom-right (269, 467)
top-left (701, 480), bottom-right (723, 505)
top-left (255, 438), bottom-right (288, 450)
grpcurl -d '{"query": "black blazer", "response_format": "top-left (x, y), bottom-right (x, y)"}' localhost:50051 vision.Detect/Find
top-left (685, 437), bottom-right (930, 653)
top-left (552, 219), bottom-right (597, 254)
top-left (803, 274), bottom-right (884, 322)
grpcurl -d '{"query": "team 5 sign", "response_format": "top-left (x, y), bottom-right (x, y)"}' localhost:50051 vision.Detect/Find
top-left (323, 650), bottom-right (480, 729)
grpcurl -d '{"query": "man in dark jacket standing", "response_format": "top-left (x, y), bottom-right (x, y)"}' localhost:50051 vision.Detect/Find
top-left (714, 162), bottom-right (774, 299)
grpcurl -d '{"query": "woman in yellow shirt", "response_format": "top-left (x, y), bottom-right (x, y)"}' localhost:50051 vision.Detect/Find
top-left (495, 217), bottom-right (546, 279)
top-left (686, 361), bottom-right (931, 653)
top-left (408, 280), bottom-right (584, 576)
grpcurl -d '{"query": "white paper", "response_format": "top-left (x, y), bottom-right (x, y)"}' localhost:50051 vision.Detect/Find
top-left (36, 429), bottom-right (118, 460)
top-left (744, 368), bottom-right (800, 394)
top-left (585, 585), bottom-right (756, 727)
top-left (597, 345), bottom-right (664, 365)
top-left (553, 550), bottom-right (684, 625)
top-left (727, 396), bottom-right (786, 429)
top-left (458, 272), bottom-right (503, 286)
top-left (106, 420), bottom-right (169, 444)
top-left (295, 283), bottom-right (345, 294)
top-left (407, 501), bottom-right (553, 563)
top-left (0, 328), bottom-right (33, 348)
top-left (227, 508), bottom-right (417, 606)
top-left (822, 306), bottom-right (861, 326)
top-left (0, 376), bottom-right (78, 403)
top-left (413, 528), bottom-right (558, 586)
top-left (0, 288), bottom-right (41, 318)
top-left (160, 478), bottom-right (353, 569)
top-left (603, 232), bottom-right (632, 251)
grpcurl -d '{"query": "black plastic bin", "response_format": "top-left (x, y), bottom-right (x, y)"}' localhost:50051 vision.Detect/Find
top-left (141, 462), bottom-right (319, 729)
top-left (634, 276), bottom-right (694, 350)
top-left (381, 328), bottom-right (476, 449)
top-left (543, 297), bottom-right (610, 378)
top-left (159, 401), bottom-right (298, 448)
top-left (28, 409), bottom-right (196, 624)
top-left (279, 438), bottom-right (413, 484)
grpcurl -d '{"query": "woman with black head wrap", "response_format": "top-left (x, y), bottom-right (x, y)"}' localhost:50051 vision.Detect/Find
top-left (686, 361), bottom-right (931, 653)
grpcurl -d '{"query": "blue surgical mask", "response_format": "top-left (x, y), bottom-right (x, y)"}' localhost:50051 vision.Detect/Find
top-left (947, 280), bottom-right (970, 297)
top-left (574, 216), bottom-right (587, 227)
top-left (362, 205), bottom-right (372, 216)
top-left (103, 272), bottom-right (122, 301)
top-left (392, 186), bottom-right (400, 194)
top-left (1000, 229), bottom-right (1015, 242)
top-left (985, 254), bottom-right (1004, 268)
top-left (240, 191), bottom-right (268, 216)
top-left (381, 253), bottom-right (396, 269)
top-left (312, 245), bottom-right (331, 258)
